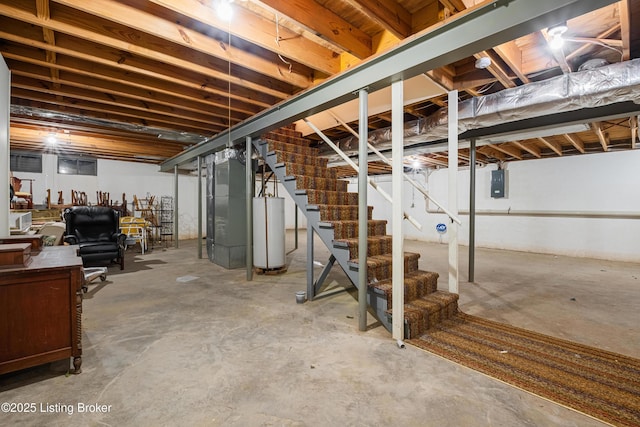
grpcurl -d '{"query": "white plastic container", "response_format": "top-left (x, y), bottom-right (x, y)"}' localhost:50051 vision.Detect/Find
top-left (253, 197), bottom-right (285, 269)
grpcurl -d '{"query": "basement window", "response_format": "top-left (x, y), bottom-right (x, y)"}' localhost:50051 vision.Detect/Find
top-left (58, 156), bottom-right (97, 176)
top-left (10, 151), bottom-right (43, 173)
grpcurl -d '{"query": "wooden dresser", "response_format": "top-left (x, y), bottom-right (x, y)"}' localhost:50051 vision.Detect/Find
top-left (0, 245), bottom-right (84, 375)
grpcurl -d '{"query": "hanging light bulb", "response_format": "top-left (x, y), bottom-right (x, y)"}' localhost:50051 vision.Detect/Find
top-left (46, 133), bottom-right (57, 145)
top-left (547, 22), bottom-right (568, 50)
top-left (216, 0), bottom-right (233, 21)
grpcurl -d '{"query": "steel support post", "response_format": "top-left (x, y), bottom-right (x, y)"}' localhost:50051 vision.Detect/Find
top-left (174, 165), bottom-right (179, 248)
top-left (358, 88), bottom-right (369, 332)
top-left (469, 138), bottom-right (476, 283)
top-left (307, 225), bottom-right (314, 301)
top-left (246, 137), bottom-right (254, 281)
top-left (391, 80), bottom-right (404, 341)
top-left (197, 155), bottom-right (203, 259)
top-left (448, 90), bottom-right (458, 293)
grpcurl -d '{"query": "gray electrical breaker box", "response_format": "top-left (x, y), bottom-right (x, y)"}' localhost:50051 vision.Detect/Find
top-left (491, 169), bottom-right (507, 198)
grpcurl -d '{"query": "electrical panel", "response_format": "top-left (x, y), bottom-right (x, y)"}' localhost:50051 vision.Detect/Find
top-left (491, 169), bottom-right (507, 198)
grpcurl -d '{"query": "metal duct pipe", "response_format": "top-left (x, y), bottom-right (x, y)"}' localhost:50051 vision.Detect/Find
top-left (325, 59), bottom-right (640, 161)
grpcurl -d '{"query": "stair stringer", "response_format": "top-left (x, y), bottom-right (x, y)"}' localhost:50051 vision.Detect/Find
top-left (255, 139), bottom-right (392, 331)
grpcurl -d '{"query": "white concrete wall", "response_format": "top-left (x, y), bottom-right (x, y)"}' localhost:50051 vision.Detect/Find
top-left (13, 153), bottom-right (204, 239)
top-left (349, 150), bottom-right (640, 262)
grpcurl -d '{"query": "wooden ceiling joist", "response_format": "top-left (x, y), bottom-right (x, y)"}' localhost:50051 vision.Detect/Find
top-left (147, 0), bottom-right (340, 76)
top-left (563, 133), bottom-right (585, 153)
top-left (537, 137), bottom-right (563, 156)
top-left (592, 122), bottom-right (610, 152)
top-left (256, 0), bottom-right (372, 59)
top-left (511, 140), bottom-right (541, 158)
top-left (487, 143), bottom-right (523, 160)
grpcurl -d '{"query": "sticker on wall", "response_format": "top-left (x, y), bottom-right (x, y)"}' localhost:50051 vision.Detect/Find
top-left (436, 223), bottom-right (447, 244)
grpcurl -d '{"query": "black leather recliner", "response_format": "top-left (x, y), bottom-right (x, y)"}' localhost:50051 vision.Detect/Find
top-left (63, 206), bottom-right (126, 270)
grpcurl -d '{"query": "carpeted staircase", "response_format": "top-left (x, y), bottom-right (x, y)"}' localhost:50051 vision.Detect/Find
top-left (254, 128), bottom-right (640, 427)
top-left (255, 127), bottom-right (458, 338)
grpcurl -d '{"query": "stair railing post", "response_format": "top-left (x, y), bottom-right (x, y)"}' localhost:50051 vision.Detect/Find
top-left (391, 80), bottom-right (404, 342)
top-left (358, 88), bottom-right (369, 332)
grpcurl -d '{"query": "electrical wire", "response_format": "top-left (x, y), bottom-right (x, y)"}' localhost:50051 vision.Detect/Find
top-left (274, 13), bottom-right (293, 73)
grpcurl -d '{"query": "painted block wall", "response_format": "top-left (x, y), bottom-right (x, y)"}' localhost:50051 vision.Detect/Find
top-left (349, 150), bottom-right (640, 262)
top-left (12, 153), bottom-right (204, 239)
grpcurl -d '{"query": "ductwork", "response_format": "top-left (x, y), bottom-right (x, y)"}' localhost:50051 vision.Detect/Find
top-left (10, 105), bottom-right (208, 145)
top-left (325, 58), bottom-right (640, 160)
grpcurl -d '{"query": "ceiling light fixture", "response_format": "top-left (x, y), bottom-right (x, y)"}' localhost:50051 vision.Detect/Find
top-left (547, 22), bottom-right (568, 50)
top-left (475, 57), bottom-right (491, 69)
top-left (216, 0), bottom-right (233, 21)
top-left (46, 134), bottom-right (57, 145)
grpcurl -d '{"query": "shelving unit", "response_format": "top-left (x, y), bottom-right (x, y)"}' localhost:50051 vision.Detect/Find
top-left (159, 196), bottom-right (173, 246)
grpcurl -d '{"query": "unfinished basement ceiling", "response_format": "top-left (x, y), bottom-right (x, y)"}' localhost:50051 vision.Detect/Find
top-left (2, 0), bottom-right (639, 169)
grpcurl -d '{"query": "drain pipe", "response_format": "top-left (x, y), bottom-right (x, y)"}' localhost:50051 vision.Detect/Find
top-left (358, 88), bottom-right (369, 332)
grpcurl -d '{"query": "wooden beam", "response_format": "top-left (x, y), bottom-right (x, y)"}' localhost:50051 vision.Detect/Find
top-left (35, 0), bottom-right (59, 82)
top-left (473, 52), bottom-right (515, 88)
top-left (619, 1), bottom-right (632, 60)
top-left (256, 0), bottom-right (372, 59)
top-left (592, 122), bottom-right (610, 152)
top-left (1, 45), bottom-right (265, 115)
top-left (439, 0), bottom-right (467, 13)
top-left (0, 28), bottom-right (287, 106)
top-left (563, 133), bottom-right (585, 153)
top-left (11, 75), bottom-right (234, 128)
top-left (477, 146), bottom-right (505, 162)
top-left (10, 124), bottom-right (185, 162)
top-left (537, 137), bottom-right (563, 156)
top-left (493, 42), bottom-right (530, 83)
top-left (9, 62), bottom-right (248, 123)
top-left (511, 140), bottom-right (541, 158)
top-left (12, 88), bottom-right (219, 134)
top-left (487, 143), bottom-right (523, 160)
top-left (565, 24), bottom-right (621, 61)
top-left (342, 0), bottom-right (412, 39)
top-left (4, 1), bottom-right (312, 92)
top-left (147, 0), bottom-right (340, 75)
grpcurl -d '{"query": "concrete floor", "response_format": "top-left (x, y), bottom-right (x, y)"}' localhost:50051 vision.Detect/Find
top-left (1, 231), bottom-right (638, 426)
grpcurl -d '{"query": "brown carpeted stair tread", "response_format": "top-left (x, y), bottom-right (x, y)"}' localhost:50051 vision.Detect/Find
top-left (369, 270), bottom-right (439, 304)
top-left (266, 139), bottom-right (318, 156)
top-left (349, 252), bottom-right (421, 282)
top-left (316, 204), bottom-right (373, 221)
top-left (274, 151), bottom-right (328, 168)
top-left (326, 220), bottom-right (387, 239)
top-left (306, 190), bottom-right (359, 206)
top-left (402, 291), bottom-right (460, 337)
top-left (409, 313), bottom-right (640, 427)
top-left (285, 163), bottom-right (337, 179)
top-left (293, 176), bottom-right (348, 192)
top-left (263, 130), bottom-right (314, 146)
top-left (335, 235), bottom-right (393, 258)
